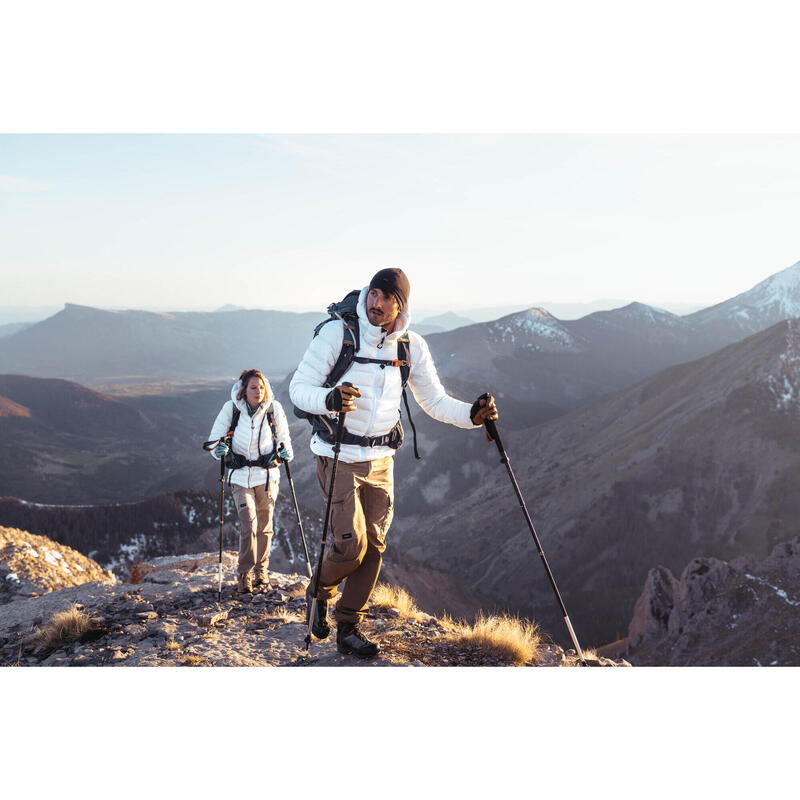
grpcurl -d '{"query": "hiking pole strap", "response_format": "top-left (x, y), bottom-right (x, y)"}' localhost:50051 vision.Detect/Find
top-left (283, 454), bottom-right (313, 578)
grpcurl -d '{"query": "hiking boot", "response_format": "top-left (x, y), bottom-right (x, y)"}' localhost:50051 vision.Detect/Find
top-left (236, 572), bottom-right (253, 594)
top-left (305, 587), bottom-right (330, 639)
top-left (253, 572), bottom-right (271, 591)
top-left (336, 622), bottom-right (379, 659)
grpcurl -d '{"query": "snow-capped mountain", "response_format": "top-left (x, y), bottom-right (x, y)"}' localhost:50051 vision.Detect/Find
top-left (487, 308), bottom-right (583, 352)
top-left (687, 260), bottom-right (800, 344)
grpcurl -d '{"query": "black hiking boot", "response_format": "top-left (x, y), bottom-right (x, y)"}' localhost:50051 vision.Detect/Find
top-left (305, 587), bottom-right (331, 640)
top-left (336, 622), bottom-right (379, 659)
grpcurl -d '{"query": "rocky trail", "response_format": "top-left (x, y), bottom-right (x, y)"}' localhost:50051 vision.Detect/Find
top-left (0, 529), bottom-right (627, 667)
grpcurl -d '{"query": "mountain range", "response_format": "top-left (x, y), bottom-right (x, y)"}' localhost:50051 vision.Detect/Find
top-left (2, 259), bottom-right (800, 656)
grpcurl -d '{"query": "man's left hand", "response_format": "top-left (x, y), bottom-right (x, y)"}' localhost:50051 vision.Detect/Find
top-left (470, 393), bottom-right (499, 426)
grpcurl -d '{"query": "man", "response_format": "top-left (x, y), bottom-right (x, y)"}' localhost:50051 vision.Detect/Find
top-left (290, 268), bottom-right (498, 658)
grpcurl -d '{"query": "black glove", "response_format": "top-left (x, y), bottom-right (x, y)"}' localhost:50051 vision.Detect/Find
top-left (325, 383), bottom-right (361, 412)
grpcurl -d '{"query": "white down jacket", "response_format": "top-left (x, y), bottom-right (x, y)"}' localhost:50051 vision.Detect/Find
top-left (208, 379), bottom-right (291, 488)
top-left (289, 286), bottom-right (477, 464)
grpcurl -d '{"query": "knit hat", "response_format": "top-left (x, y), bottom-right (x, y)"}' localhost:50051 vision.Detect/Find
top-left (369, 268), bottom-right (410, 311)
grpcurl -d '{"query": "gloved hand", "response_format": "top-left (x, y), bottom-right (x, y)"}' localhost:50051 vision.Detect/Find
top-left (470, 393), bottom-right (499, 440)
top-left (278, 444), bottom-right (293, 463)
top-left (213, 440), bottom-right (230, 458)
top-left (325, 383), bottom-right (361, 413)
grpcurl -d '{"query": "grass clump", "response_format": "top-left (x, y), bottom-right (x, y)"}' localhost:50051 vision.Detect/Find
top-left (370, 583), bottom-right (425, 621)
top-left (26, 603), bottom-right (93, 654)
top-left (180, 653), bottom-right (207, 666)
top-left (443, 612), bottom-right (542, 665)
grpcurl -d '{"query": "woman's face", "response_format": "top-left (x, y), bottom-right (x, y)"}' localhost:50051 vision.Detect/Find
top-left (246, 377), bottom-right (266, 407)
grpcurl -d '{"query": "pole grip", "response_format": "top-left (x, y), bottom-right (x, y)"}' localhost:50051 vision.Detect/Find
top-left (484, 418), bottom-right (504, 456)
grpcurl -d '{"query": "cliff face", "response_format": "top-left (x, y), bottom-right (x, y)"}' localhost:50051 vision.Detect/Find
top-left (625, 537), bottom-right (800, 666)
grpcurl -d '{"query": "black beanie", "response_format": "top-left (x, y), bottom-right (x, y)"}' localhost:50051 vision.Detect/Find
top-left (369, 268), bottom-right (410, 311)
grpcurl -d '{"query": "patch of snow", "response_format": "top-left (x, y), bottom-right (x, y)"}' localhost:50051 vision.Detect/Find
top-left (744, 573), bottom-right (800, 607)
top-left (767, 320), bottom-right (800, 410)
top-left (25, 548), bottom-right (38, 558)
top-left (43, 550), bottom-right (61, 566)
top-left (5, 573), bottom-right (20, 582)
top-left (73, 564), bottom-right (84, 572)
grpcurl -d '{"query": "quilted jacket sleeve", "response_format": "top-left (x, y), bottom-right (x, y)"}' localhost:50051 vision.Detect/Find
top-left (272, 400), bottom-right (292, 449)
top-left (289, 321), bottom-right (345, 415)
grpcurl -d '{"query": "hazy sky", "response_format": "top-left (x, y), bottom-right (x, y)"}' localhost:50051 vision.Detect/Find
top-left (2, 134), bottom-right (799, 313)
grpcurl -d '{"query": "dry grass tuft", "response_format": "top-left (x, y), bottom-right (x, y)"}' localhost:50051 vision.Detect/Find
top-left (164, 639), bottom-right (182, 651)
top-left (26, 603), bottom-right (93, 653)
top-left (370, 583), bottom-right (425, 621)
top-left (180, 653), bottom-right (207, 666)
top-left (443, 612), bottom-right (542, 665)
top-left (284, 581), bottom-right (308, 599)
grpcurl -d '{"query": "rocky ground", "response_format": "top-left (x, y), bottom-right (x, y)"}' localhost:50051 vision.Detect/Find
top-left (0, 538), bottom-right (626, 667)
top-left (0, 526), bottom-right (114, 603)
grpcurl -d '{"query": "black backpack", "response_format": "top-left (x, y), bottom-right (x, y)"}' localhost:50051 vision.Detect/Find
top-left (293, 290), bottom-right (420, 459)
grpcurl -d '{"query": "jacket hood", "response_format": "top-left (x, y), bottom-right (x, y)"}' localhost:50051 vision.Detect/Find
top-left (230, 377), bottom-right (275, 415)
top-left (357, 286), bottom-right (410, 338)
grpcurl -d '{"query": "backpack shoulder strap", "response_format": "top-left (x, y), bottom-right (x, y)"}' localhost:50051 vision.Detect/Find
top-left (227, 407), bottom-right (241, 440)
top-left (325, 315), bottom-right (359, 388)
top-left (266, 406), bottom-right (279, 452)
top-left (397, 335), bottom-right (411, 388)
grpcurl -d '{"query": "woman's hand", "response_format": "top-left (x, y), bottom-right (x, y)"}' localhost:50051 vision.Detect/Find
top-left (213, 440), bottom-right (230, 458)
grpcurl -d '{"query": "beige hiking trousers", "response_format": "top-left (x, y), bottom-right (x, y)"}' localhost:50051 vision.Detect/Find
top-left (311, 455), bottom-right (394, 624)
top-left (231, 481), bottom-right (278, 578)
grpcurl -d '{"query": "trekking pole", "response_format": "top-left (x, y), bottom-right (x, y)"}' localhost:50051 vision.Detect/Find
top-left (202, 435), bottom-right (232, 605)
top-left (281, 443), bottom-right (313, 579)
top-left (305, 384), bottom-right (351, 652)
top-left (215, 453), bottom-right (225, 603)
top-left (484, 418), bottom-right (588, 666)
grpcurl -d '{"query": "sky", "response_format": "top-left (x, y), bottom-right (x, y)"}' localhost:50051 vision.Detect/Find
top-left (2, 133), bottom-right (800, 317)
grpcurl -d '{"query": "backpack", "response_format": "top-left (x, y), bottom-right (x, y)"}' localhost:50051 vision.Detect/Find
top-left (293, 289), bottom-right (420, 459)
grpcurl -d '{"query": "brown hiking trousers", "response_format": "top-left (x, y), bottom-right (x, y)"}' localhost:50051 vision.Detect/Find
top-left (231, 481), bottom-right (278, 578)
top-left (311, 455), bottom-right (394, 624)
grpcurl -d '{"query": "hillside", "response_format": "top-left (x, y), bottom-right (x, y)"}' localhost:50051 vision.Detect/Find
top-left (389, 319), bottom-right (800, 645)
top-left (0, 534), bottom-right (627, 667)
top-left (0, 526), bottom-right (114, 604)
top-left (0, 303), bottom-right (324, 384)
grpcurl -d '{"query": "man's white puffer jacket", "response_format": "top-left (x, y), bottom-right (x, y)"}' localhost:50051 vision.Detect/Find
top-left (289, 286), bottom-right (477, 463)
top-left (208, 379), bottom-right (291, 488)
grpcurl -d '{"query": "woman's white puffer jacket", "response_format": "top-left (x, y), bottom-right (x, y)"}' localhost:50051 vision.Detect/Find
top-left (289, 286), bottom-right (477, 463)
top-left (208, 379), bottom-right (291, 488)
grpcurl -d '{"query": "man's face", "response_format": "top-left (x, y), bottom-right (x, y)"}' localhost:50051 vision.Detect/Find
top-left (366, 287), bottom-right (400, 329)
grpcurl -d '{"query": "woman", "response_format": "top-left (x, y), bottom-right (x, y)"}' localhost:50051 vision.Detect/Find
top-left (208, 369), bottom-right (293, 594)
